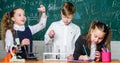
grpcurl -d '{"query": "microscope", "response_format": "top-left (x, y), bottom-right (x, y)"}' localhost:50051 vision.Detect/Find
top-left (10, 37), bottom-right (25, 62)
top-left (10, 34), bottom-right (38, 62)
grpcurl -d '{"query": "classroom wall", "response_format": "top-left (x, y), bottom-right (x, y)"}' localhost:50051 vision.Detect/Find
top-left (0, 40), bottom-right (120, 60)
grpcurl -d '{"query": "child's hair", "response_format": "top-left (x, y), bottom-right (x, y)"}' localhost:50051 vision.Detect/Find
top-left (61, 2), bottom-right (75, 18)
top-left (86, 20), bottom-right (111, 50)
top-left (1, 7), bottom-right (23, 47)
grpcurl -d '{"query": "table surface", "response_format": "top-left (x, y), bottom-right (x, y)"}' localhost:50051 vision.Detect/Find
top-left (0, 60), bottom-right (120, 63)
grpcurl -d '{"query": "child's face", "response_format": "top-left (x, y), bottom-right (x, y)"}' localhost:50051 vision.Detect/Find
top-left (90, 27), bottom-right (105, 44)
top-left (11, 8), bottom-right (26, 26)
top-left (61, 14), bottom-right (72, 25)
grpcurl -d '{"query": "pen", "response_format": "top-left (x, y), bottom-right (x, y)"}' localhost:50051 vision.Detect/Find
top-left (102, 48), bottom-right (106, 52)
top-left (83, 44), bottom-right (88, 56)
top-left (102, 44), bottom-right (107, 52)
top-left (107, 48), bottom-right (110, 52)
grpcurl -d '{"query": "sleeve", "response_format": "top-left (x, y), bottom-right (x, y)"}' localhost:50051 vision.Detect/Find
top-left (5, 30), bottom-right (14, 52)
top-left (29, 17), bottom-right (47, 35)
top-left (73, 36), bottom-right (84, 60)
top-left (72, 26), bottom-right (81, 53)
top-left (44, 23), bottom-right (54, 44)
top-left (97, 43), bottom-right (103, 52)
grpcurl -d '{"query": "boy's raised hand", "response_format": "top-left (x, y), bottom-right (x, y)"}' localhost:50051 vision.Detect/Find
top-left (37, 5), bottom-right (46, 13)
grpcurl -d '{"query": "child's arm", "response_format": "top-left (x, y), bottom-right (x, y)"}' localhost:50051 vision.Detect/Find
top-left (72, 26), bottom-right (81, 53)
top-left (44, 23), bottom-right (55, 44)
top-left (73, 36), bottom-right (90, 60)
top-left (38, 5), bottom-right (47, 18)
top-left (29, 5), bottom-right (47, 35)
top-left (5, 30), bottom-right (14, 52)
top-left (73, 36), bottom-right (83, 60)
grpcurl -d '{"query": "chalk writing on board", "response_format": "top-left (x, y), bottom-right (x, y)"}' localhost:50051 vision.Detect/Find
top-left (5, 2), bottom-right (15, 9)
top-left (112, 0), bottom-right (120, 8)
top-left (48, 3), bottom-right (61, 11)
top-left (21, 0), bottom-right (26, 5)
top-left (0, 8), bottom-right (2, 11)
top-left (1, 0), bottom-right (120, 40)
top-left (114, 10), bottom-right (120, 21)
top-left (61, 0), bottom-right (83, 3)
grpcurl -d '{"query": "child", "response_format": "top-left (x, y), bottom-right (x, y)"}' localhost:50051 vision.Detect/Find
top-left (1, 5), bottom-right (47, 59)
top-left (44, 2), bottom-right (81, 60)
top-left (73, 20), bottom-right (111, 61)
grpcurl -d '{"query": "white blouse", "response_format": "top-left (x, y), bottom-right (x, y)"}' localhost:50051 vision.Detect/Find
top-left (5, 17), bottom-right (47, 52)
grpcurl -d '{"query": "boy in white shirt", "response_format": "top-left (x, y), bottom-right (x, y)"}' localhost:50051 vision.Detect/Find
top-left (44, 2), bottom-right (81, 60)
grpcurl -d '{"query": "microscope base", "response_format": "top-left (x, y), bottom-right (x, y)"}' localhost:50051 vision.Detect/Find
top-left (10, 57), bottom-right (25, 62)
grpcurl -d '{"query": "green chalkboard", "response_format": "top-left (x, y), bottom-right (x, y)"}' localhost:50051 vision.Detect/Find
top-left (0, 0), bottom-right (120, 41)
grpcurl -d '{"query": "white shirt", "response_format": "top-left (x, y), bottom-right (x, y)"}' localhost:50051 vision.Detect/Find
top-left (5, 17), bottom-right (47, 52)
top-left (44, 20), bottom-right (81, 59)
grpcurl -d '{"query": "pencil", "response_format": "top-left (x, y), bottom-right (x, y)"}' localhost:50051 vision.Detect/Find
top-left (83, 44), bottom-right (88, 56)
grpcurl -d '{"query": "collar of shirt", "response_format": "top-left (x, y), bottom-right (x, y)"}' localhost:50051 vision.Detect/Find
top-left (60, 20), bottom-right (72, 26)
top-left (13, 24), bottom-right (25, 31)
